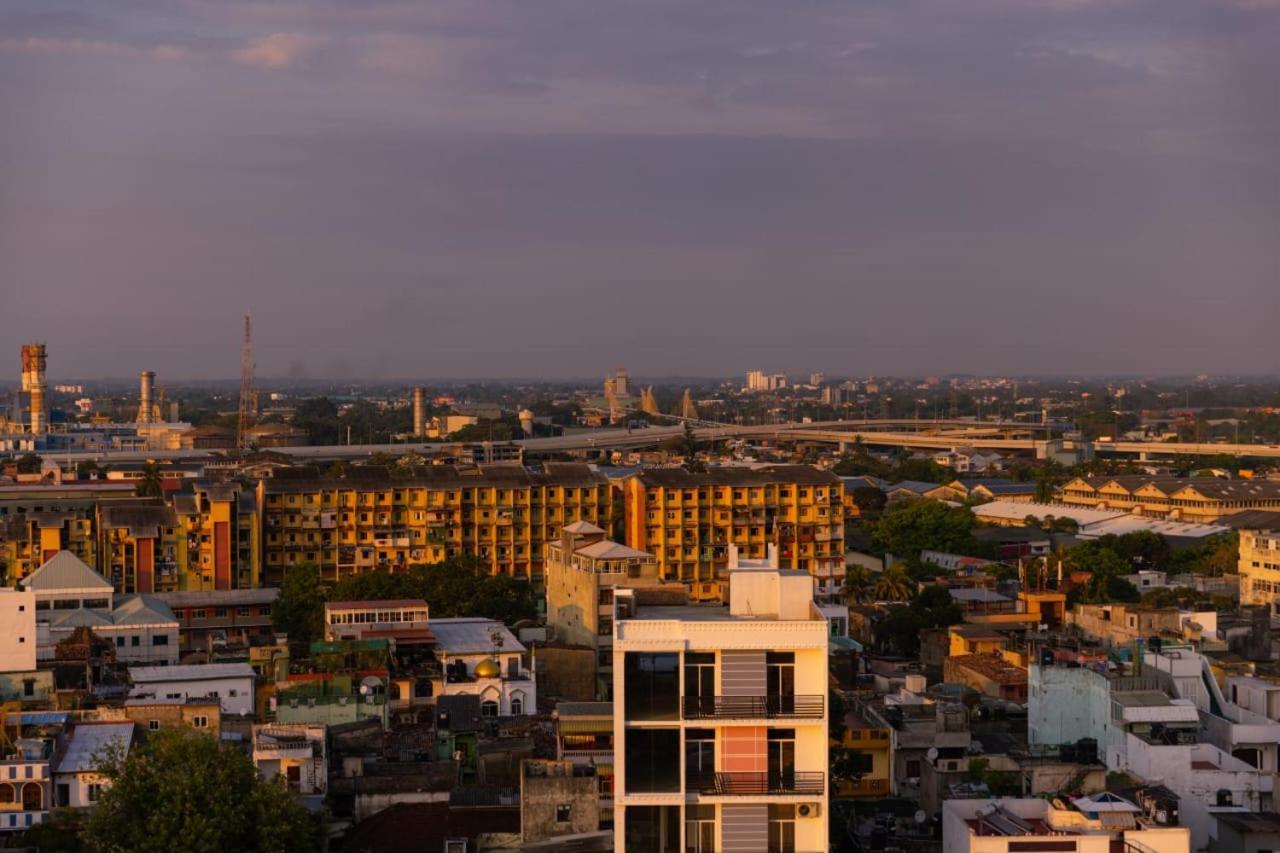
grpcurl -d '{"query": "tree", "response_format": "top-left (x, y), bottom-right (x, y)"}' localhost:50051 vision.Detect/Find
top-left (330, 556), bottom-right (539, 624)
top-left (1070, 542), bottom-right (1140, 604)
top-left (76, 459), bottom-right (101, 480)
top-left (842, 565), bottom-right (874, 604)
top-left (850, 486), bottom-right (887, 518)
top-left (14, 452), bottom-right (42, 474)
top-left (873, 585), bottom-right (962, 657)
top-left (291, 397), bottom-right (340, 446)
top-left (873, 566), bottom-right (915, 602)
top-left (87, 727), bottom-right (319, 853)
top-left (872, 500), bottom-right (978, 562)
top-left (273, 563), bottom-right (325, 644)
top-left (134, 462), bottom-right (163, 498)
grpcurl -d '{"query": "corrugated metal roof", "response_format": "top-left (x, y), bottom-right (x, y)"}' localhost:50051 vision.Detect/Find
top-left (21, 551), bottom-right (113, 592)
top-left (130, 662), bottom-right (256, 683)
top-left (428, 618), bottom-right (526, 655)
top-left (57, 723), bottom-right (134, 774)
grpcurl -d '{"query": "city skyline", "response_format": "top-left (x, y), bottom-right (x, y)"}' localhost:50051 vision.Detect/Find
top-left (3, 0), bottom-right (1278, 379)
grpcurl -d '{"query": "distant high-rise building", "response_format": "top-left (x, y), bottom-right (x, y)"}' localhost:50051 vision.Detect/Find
top-left (746, 370), bottom-right (767, 392)
top-left (809, 371), bottom-right (825, 386)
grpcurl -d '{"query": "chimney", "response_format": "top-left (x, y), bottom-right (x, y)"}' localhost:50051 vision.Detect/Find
top-left (20, 344), bottom-right (47, 435)
top-left (412, 387), bottom-right (426, 437)
top-left (137, 371), bottom-right (156, 424)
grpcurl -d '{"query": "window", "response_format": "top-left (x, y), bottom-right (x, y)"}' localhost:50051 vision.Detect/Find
top-left (149, 720), bottom-right (160, 731)
top-left (87, 784), bottom-right (103, 803)
top-left (684, 653), bottom-right (715, 717)
top-left (624, 729), bottom-right (680, 793)
top-left (685, 729), bottom-right (715, 789)
top-left (131, 636), bottom-right (141, 647)
top-left (115, 637), bottom-right (125, 648)
top-left (22, 680), bottom-right (34, 698)
top-left (238, 607), bottom-right (250, 617)
top-left (686, 804), bottom-right (715, 853)
top-left (626, 806), bottom-right (679, 853)
top-left (510, 693), bottom-right (525, 716)
top-left (624, 653), bottom-right (679, 721)
top-left (768, 804), bottom-right (796, 853)
top-left (481, 700), bottom-right (499, 718)
top-left (152, 635), bottom-right (169, 646)
top-left (556, 804), bottom-right (571, 823)
top-left (192, 716), bottom-right (208, 728)
top-left (193, 609), bottom-right (206, 619)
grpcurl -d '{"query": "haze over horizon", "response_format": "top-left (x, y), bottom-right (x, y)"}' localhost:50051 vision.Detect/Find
top-left (3, 0), bottom-right (1277, 380)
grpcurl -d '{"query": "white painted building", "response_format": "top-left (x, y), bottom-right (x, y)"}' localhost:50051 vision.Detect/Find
top-left (129, 663), bottom-right (256, 716)
top-left (432, 618), bottom-right (536, 717)
top-left (612, 566), bottom-right (830, 853)
top-left (53, 722), bottom-right (134, 809)
top-left (21, 551), bottom-right (178, 665)
top-left (941, 798), bottom-right (1189, 853)
top-left (0, 589), bottom-right (36, 673)
top-left (252, 724), bottom-right (327, 809)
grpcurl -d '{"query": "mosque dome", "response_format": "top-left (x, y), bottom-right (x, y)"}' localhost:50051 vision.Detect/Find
top-left (474, 659), bottom-right (501, 679)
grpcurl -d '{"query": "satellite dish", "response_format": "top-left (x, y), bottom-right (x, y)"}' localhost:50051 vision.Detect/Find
top-left (926, 747), bottom-right (939, 762)
top-left (914, 810), bottom-right (927, 825)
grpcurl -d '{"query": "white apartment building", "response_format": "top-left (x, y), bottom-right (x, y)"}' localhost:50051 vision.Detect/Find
top-left (129, 663), bottom-right (256, 716)
top-left (0, 589), bottom-right (36, 672)
top-left (612, 567), bottom-right (829, 853)
top-left (941, 798), bottom-right (1189, 853)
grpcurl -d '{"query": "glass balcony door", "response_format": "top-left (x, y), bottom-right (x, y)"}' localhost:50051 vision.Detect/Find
top-left (766, 652), bottom-right (795, 716)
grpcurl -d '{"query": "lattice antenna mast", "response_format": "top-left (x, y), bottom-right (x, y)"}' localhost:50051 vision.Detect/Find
top-left (237, 314), bottom-right (257, 450)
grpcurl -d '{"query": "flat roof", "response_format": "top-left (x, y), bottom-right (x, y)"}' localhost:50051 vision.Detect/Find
top-left (325, 599), bottom-right (427, 610)
top-left (155, 588), bottom-right (279, 609)
top-left (632, 604), bottom-right (820, 623)
top-left (130, 663), bottom-right (256, 682)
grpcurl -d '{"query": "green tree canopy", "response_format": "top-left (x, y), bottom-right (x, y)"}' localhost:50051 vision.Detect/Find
top-left (272, 563), bottom-right (326, 644)
top-left (331, 555), bottom-right (539, 624)
top-left (872, 500), bottom-right (978, 561)
top-left (134, 462), bottom-right (163, 498)
top-left (873, 584), bottom-right (962, 656)
top-left (14, 452), bottom-right (42, 474)
top-left (86, 727), bottom-right (319, 853)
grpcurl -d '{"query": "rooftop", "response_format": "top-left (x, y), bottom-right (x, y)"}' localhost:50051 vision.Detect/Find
top-left (129, 662), bottom-right (256, 683)
top-left (324, 599), bottom-right (427, 611)
top-left (428, 618), bottom-right (526, 655)
top-left (634, 464), bottom-right (839, 488)
top-left (21, 550), bottom-right (114, 592)
top-left (155, 588), bottom-right (279, 609)
top-left (949, 654), bottom-right (1027, 684)
top-left (57, 723), bottom-right (135, 774)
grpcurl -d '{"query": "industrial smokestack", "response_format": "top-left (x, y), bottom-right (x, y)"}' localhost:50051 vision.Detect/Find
top-left (519, 408), bottom-right (534, 438)
top-left (137, 371), bottom-right (156, 424)
top-left (412, 387), bottom-right (426, 437)
top-left (20, 344), bottom-right (47, 436)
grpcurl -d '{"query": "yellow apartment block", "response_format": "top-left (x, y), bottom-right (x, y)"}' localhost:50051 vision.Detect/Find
top-left (258, 463), bottom-right (615, 585)
top-left (621, 466), bottom-right (845, 602)
top-left (1060, 475), bottom-right (1280, 522)
top-left (172, 483), bottom-right (260, 591)
top-left (1235, 510), bottom-right (1280, 617)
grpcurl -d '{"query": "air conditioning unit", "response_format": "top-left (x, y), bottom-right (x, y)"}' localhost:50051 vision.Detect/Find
top-left (797, 802), bottom-right (822, 819)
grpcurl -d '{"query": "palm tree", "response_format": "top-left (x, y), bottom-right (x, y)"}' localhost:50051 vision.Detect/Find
top-left (873, 566), bottom-right (915, 602)
top-left (843, 565), bottom-right (873, 604)
top-left (135, 462), bottom-right (163, 498)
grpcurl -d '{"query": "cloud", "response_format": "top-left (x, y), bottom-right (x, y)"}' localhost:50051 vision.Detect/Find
top-left (232, 32), bottom-right (325, 70)
top-left (0, 36), bottom-right (188, 61)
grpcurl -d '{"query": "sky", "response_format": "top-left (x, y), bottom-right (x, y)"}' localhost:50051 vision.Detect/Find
top-left (2, 0), bottom-right (1277, 381)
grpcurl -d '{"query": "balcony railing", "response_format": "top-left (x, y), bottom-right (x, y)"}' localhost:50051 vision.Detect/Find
top-left (689, 772), bottom-right (825, 796)
top-left (683, 695), bottom-right (824, 720)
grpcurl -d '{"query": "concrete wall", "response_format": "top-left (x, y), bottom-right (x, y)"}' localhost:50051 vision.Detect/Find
top-left (521, 761), bottom-right (599, 841)
top-left (0, 589), bottom-right (36, 672)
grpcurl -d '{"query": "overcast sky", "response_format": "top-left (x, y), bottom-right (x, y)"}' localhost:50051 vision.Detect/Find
top-left (2, 0), bottom-right (1277, 381)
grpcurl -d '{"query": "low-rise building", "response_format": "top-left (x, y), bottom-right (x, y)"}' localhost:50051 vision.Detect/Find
top-left (0, 588), bottom-right (35, 672)
top-left (520, 759), bottom-right (600, 844)
top-left (555, 701), bottom-right (614, 821)
top-left (100, 697), bottom-right (223, 738)
top-left (52, 722), bottom-right (134, 809)
top-left (323, 599), bottom-right (431, 644)
top-left (433, 619), bottom-right (535, 717)
top-left (252, 723), bottom-right (327, 808)
top-left (23, 551), bottom-right (178, 665)
top-left (941, 797), bottom-right (1190, 853)
top-left (943, 654), bottom-right (1028, 703)
top-left (155, 588), bottom-right (278, 653)
top-left (129, 662), bottom-right (256, 716)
